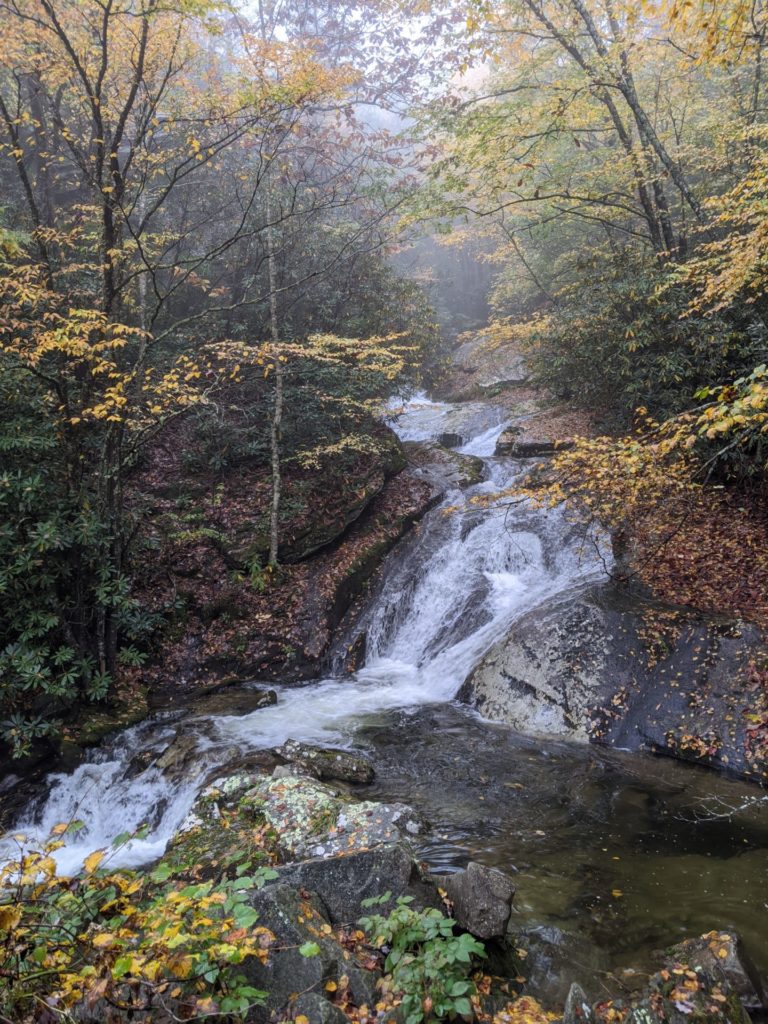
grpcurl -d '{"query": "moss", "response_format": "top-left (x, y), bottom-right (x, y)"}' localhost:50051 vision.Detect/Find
top-left (61, 690), bottom-right (150, 751)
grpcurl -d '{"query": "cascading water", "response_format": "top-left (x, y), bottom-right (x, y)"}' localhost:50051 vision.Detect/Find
top-left (1, 394), bottom-right (605, 875)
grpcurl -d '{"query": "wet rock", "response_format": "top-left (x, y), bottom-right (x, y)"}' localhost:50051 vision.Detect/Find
top-left (276, 739), bottom-right (375, 784)
top-left (122, 747), bottom-right (156, 780)
top-left (666, 931), bottom-right (765, 1011)
top-left (154, 734), bottom-right (202, 777)
top-left (242, 774), bottom-right (422, 860)
top-left (437, 431), bottom-right (465, 448)
top-left (290, 993), bottom-right (349, 1024)
top-left (270, 842), bottom-right (439, 924)
top-left (435, 861), bottom-right (515, 939)
top-left (188, 686), bottom-right (277, 718)
top-left (495, 426), bottom-right (564, 458)
top-left (592, 934), bottom-right (758, 1024)
top-left (242, 885), bottom-right (345, 1021)
top-left (564, 983), bottom-right (593, 1024)
top-left (495, 427), bottom-right (522, 456)
top-left (404, 441), bottom-right (485, 490)
top-left (510, 925), bottom-right (610, 1007)
top-left (343, 631), bottom-right (367, 673)
top-left (459, 583), bottom-right (767, 781)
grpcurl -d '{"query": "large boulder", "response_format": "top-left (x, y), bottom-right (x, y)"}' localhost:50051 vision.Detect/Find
top-left (271, 842), bottom-right (439, 924)
top-left (434, 862), bottom-right (516, 940)
top-left (459, 583), bottom-right (767, 781)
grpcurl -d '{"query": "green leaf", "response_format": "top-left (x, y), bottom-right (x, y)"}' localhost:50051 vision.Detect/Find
top-left (150, 862), bottom-right (173, 883)
top-left (299, 941), bottom-right (321, 958)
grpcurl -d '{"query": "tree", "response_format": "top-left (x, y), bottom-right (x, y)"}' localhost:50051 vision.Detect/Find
top-left (0, 0), bottom-right (369, 749)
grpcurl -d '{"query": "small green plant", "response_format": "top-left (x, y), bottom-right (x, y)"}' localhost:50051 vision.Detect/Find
top-left (359, 894), bottom-right (485, 1024)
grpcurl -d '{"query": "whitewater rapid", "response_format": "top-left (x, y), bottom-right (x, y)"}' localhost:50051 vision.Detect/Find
top-left (1, 395), bottom-right (605, 875)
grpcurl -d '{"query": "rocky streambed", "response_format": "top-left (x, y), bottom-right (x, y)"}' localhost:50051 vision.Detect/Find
top-left (3, 384), bottom-right (768, 1023)
top-left (102, 742), bottom-right (765, 1023)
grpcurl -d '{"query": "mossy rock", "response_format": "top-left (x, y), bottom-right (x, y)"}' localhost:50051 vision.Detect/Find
top-left (60, 691), bottom-right (150, 752)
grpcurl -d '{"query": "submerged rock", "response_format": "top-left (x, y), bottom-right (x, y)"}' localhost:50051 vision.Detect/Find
top-left (435, 861), bottom-right (515, 939)
top-left (276, 739), bottom-right (375, 784)
top-left (460, 583), bottom-right (767, 781)
top-left (511, 925), bottom-right (610, 1008)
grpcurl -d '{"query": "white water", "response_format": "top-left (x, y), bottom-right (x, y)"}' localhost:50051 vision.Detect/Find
top-left (2, 395), bottom-right (605, 875)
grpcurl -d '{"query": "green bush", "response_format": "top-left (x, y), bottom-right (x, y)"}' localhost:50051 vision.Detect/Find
top-left (521, 254), bottom-right (766, 426)
top-left (359, 894), bottom-right (485, 1023)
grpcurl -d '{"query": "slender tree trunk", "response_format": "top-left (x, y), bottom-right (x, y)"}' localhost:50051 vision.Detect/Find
top-left (267, 189), bottom-right (283, 568)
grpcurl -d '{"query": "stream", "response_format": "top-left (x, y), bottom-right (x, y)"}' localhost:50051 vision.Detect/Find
top-left (3, 394), bottom-right (768, 988)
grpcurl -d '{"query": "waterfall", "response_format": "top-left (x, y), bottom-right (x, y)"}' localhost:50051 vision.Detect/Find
top-left (1, 395), bottom-right (604, 875)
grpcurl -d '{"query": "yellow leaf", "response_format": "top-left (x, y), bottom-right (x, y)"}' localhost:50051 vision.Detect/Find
top-left (83, 849), bottom-right (106, 874)
top-left (0, 906), bottom-right (22, 932)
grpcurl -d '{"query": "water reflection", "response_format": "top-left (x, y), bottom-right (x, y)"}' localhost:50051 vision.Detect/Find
top-left (359, 702), bottom-right (768, 984)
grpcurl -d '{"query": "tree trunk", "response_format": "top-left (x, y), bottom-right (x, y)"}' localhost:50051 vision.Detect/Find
top-left (267, 190), bottom-right (283, 568)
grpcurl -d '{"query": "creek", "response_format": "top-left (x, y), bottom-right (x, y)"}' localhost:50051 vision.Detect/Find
top-left (3, 395), bottom-right (767, 987)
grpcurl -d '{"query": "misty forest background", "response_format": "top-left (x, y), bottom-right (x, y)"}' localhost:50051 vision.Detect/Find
top-left (2, 0), bottom-right (768, 758)
top-left (4, 0), bottom-right (768, 1021)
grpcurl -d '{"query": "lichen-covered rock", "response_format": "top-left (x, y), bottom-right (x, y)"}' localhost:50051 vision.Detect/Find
top-left (166, 770), bottom-right (279, 871)
top-left (242, 774), bottom-right (422, 860)
top-left (435, 861), bottom-right (515, 939)
top-left (276, 739), bottom-right (375, 784)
